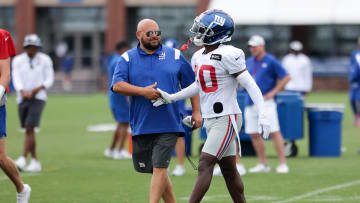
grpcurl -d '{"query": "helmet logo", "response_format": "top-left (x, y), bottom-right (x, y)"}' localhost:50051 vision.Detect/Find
top-left (214, 15), bottom-right (226, 26)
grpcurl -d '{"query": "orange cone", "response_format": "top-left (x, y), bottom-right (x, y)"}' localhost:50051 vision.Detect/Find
top-left (127, 132), bottom-right (132, 154)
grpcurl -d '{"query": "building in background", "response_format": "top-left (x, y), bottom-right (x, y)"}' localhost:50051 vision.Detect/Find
top-left (1, 0), bottom-right (359, 92)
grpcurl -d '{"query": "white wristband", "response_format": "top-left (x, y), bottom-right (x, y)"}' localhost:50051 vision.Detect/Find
top-left (0, 85), bottom-right (5, 99)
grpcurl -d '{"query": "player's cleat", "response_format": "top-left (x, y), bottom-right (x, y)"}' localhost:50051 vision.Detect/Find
top-left (113, 150), bottom-right (132, 160)
top-left (236, 163), bottom-right (247, 176)
top-left (104, 148), bottom-right (115, 158)
top-left (276, 163), bottom-right (289, 174)
top-left (14, 156), bottom-right (27, 171)
top-left (248, 163), bottom-right (271, 173)
top-left (171, 165), bottom-right (185, 176)
top-left (213, 165), bottom-right (222, 176)
top-left (16, 184), bottom-right (31, 203)
top-left (24, 159), bottom-right (41, 172)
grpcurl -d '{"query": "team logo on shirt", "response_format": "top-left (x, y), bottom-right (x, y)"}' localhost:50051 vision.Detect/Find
top-left (159, 52), bottom-right (166, 60)
top-left (210, 54), bottom-right (222, 61)
top-left (262, 63), bottom-right (268, 68)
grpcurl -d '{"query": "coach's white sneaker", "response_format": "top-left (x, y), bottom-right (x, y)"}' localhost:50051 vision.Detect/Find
top-left (15, 156), bottom-right (27, 171)
top-left (120, 150), bottom-right (132, 159)
top-left (213, 166), bottom-right (222, 176)
top-left (249, 163), bottom-right (271, 173)
top-left (236, 163), bottom-right (247, 176)
top-left (113, 150), bottom-right (132, 159)
top-left (104, 148), bottom-right (115, 158)
top-left (112, 150), bottom-right (123, 160)
top-left (172, 165), bottom-right (185, 176)
top-left (213, 164), bottom-right (246, 176)
top-left (276, 163), bottom-right (289, 174)
top-left (24, 159), bottom-right (41, 172)
top-left (16, 184), bottom-right (31, 203)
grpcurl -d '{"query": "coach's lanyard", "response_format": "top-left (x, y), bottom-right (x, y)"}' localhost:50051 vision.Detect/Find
top-left (229, 114), bottom-right (241, 157)
top-left (251, 58), bottom-right (262, 77)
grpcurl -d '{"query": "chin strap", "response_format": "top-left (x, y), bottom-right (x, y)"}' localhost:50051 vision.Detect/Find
top-left (180, 39), bottom-right (192, 52)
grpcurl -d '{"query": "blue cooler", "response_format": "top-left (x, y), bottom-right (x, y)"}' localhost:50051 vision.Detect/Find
top-left (306, 104), bottom-right (344, 157)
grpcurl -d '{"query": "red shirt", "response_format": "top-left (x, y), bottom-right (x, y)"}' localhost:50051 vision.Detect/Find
top-left (0, 29), bottom-right (17, 92)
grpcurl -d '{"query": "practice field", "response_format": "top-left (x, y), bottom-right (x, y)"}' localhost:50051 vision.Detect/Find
top-left (1, 92), bottom-right (359, 203)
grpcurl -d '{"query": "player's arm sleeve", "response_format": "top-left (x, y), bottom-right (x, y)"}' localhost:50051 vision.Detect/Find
top-left (42, 56), bottom-right (54, 89)
top-left (169, 82), bottom-right (199, 101)
top-left (11, 58), bottom-right (24, 91)
top-left (223, 47), bottom-right (246, 74)
top-left (236, 70), bottom-right (265, 113)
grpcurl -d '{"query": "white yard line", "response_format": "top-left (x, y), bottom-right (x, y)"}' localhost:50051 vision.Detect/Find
top-left (0, 173), bottom-right (40, 181)
top-left (272, 180), bottom-right (360, 203)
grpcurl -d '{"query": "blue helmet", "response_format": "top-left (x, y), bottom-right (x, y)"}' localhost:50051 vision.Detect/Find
top-left (190, 9), bottom-right (234, 46)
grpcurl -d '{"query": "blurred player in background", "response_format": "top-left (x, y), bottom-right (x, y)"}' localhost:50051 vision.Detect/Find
top-left (12, 34), bottom-right (54, 172)
top-left (348, 37), bottom-right (360, 154)
top-left (104, 41), bottom-right (132, 160)
top-left (282, 40), bottom-right (312, 96)
top-left (245, 35), bottom-right (290, 173)
top-left (349, 36), bottom-right (360, 127)
top-left (111, 19), bottom-right (201, 203)
top-left (0, 28), bottom-right (31, 203)
top-left (155, 10), bottom-right (270, 203)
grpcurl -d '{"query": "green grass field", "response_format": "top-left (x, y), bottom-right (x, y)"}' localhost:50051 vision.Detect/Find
top-left (1, 92), bottom-right (359, 203)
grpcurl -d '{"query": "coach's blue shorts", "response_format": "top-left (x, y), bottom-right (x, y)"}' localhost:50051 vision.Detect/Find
top-left (0, 105), bottom-right (6, 138)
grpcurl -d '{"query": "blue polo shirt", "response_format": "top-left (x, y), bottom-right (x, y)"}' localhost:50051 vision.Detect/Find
top-left (245, 53), bottom-right (288, 106)
top-left (111, 44), bottom-right (195, 136)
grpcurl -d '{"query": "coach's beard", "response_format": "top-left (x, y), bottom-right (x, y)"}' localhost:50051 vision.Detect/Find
top-left (141, 38), bottom-right (160, 51)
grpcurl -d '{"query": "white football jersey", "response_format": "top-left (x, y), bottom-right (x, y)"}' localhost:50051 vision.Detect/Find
top-left (191, 44), bottom-right (246, 118)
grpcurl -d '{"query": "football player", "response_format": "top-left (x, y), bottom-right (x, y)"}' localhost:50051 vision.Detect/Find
top-left (153, 9), bottom-right (270, 203)
top-left (0, 29), bottom-right (31, 203)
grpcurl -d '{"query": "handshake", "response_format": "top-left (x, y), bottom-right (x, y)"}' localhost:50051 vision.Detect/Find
top-left (143, 82), bottom-right (175, 107)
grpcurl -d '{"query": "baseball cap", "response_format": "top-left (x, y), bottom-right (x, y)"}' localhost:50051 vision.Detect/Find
top-left (289, 40), bottom-right (303, 51)
top-left (23, 34), bottom-right (42, 48)
top-left (248, 35), bottom-right (265, 47)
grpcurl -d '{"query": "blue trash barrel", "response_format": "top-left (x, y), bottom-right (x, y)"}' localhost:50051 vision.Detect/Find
top-left (306, 104), bottom-right (344, 157)
top-left (276, 92), bottom-right (304, 140)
